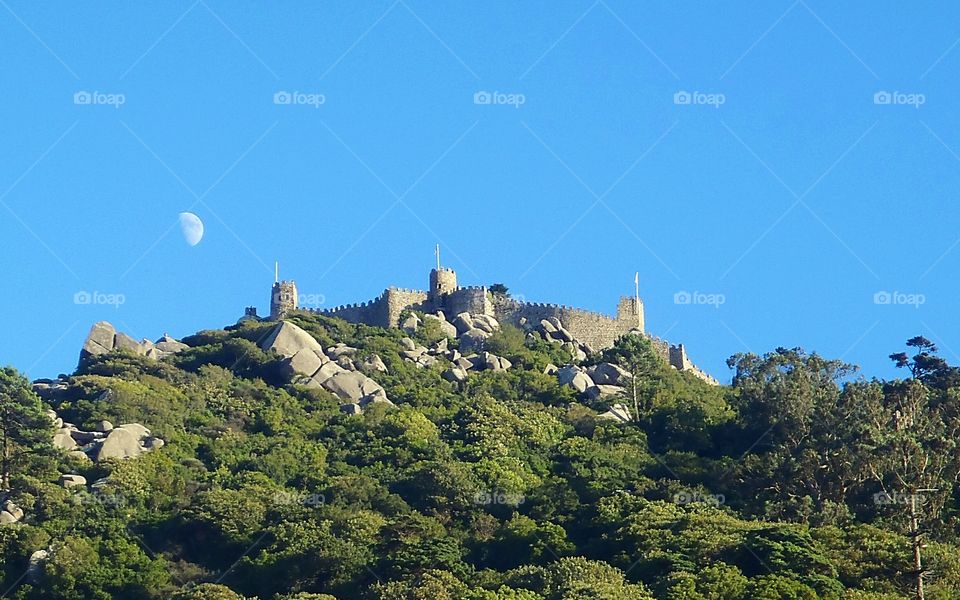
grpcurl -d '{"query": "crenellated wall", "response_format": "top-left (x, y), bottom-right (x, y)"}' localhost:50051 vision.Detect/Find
top-left (268, 267), bottom-right (715, 383)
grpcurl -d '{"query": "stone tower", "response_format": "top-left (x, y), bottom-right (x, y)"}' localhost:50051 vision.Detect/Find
top-left (271, 281), bottom-right (298, 319)
top-left (429, 268), bottom-right (457, 299)
top-left (616, 296), bottom-right (644, 333)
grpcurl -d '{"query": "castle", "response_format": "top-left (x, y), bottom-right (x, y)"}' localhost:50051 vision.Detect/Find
top-left (252, 267), bottom-right (716, 384)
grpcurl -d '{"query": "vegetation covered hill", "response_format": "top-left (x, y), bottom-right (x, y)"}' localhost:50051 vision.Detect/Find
top-left (2, 311), bottom-right (960, 599)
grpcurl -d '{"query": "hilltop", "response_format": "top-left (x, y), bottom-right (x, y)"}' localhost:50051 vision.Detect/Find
top-left (0, 303), bottom-right (959, 598)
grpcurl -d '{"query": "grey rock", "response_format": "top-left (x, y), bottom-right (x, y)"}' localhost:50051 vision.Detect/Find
top-left (361, 354), bottom-right (388, 373)
top-left (327, 343), bottom-right (358, 358)
top-left (322, 371), bottom-right (375, 401)
top-left (155, 339), bottom-right (189, 353)
top-left (81, 321), bottom-right (116, 360)
top-left (340, 403), bottom-right (362, 415)
top-left (472, 314), bottom-right (500, 334)
top-left (0, 511), bottom-right (17, 524)
top-left (95, 420), bottom-right (113, 432)
top-left (144, 437), bottom-right (165, 450)
top-left (53, 430), bottom-right (78, 450)
top-left (96, 428), bottom-right (142, 460)
top-left (459, 328), bottom-right (489, 353)
top-left (424, 314), bottom-right (457, 338)
top-left (313, 361), bottom-right (347, 384)
top-left (442, 366), bottom-right (468, 383)
top-left (27, 550), bottom-right (48, 583)
top-left (401, 313), bottom-right (421, 334)
top-left (401, 348), bottom-right (425, 361)
top-left (260, 321), bottom-right (325, 360)
top-left (359, 394), bottom-right (395, 408)
top-left (543, 363), bottom-right (559, 375)
top-left (477, 352), bottom-right (511, 371)
top-left (599, 403), bottom-right (632, 423)
top-left (539, 319), bottom-right (557, 334)
top-left (415, 354), bottom-right (437, 368)
top-left (113, 332), bottom-right (141, 353)
top-left (400, 337), bottom-right (417, 352)
top-left (288, 348), bottom-right (327, 378)
top-left (4, 502), bottom-right (23, 521)
top-left (557, 366), bottom-right (594, 394)
top-left (453, 312), bottom-right (475, 335)
top-left (68, 450), bottom-right (92, 462)
top-left (589, 363), bottom-right (632, 386)
top-left (116, 423), bottom-right (151, 441)
top-left (60, 474), bottom-right (87, 488)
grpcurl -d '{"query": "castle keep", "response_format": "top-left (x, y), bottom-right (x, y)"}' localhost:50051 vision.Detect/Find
top-left (263, 267), bottom-right (716, 383)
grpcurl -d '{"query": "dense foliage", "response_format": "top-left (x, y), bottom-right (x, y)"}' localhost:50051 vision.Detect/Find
top-left (2, 314), bottom-right (960, 598)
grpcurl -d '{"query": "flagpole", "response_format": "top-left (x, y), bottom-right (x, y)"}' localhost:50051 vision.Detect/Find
top-left (634, 272), bottom-right (640, 327)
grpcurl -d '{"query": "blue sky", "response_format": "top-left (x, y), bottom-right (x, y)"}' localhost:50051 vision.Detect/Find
top-left (1, 1), bottom-right (958, 382)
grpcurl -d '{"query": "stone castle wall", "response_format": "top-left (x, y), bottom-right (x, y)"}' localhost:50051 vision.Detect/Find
top-left (277, 268), bottom-right (715, 383)
top-left (443, 286), bottom-right (490, 317)
top-left (492, 296), bottom-right (636, 351)
top-left (384, 289), bottom-right (430, 327)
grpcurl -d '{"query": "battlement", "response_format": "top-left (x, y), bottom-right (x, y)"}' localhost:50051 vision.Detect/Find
top-left (257, 264), bottom-right (714, 382)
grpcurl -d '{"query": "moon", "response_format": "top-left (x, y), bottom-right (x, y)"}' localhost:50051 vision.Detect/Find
top-left (178, 212), bottom-right (204, 246)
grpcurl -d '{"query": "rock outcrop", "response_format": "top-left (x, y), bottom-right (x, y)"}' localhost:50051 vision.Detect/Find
top-left (79, 321), bottom-right (189, 365)
top-left (259, 321), bottom-right (393, 413)
top-left (42, 404), bottom-right (162, 465)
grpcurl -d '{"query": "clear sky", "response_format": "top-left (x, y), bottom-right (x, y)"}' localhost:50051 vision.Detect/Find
top-left (1, 1), bottom-right (958, 383)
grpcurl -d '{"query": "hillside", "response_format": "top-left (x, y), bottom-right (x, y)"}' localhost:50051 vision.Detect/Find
top-left (1, 308), bottom-right (959, 599)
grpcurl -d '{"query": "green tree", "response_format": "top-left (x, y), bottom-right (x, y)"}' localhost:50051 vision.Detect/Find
top-left (601, 335), bottom-right (664, 420)
top-left (0, 367), bottom-right (52, 490)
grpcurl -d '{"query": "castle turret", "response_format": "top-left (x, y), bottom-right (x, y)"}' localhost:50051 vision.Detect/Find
top-left (616, 296), bottom-right (644, 333)
top-left (271, 280), bottom-right (298, 319)
top-left (429, 268), bottom-right (457, 299)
